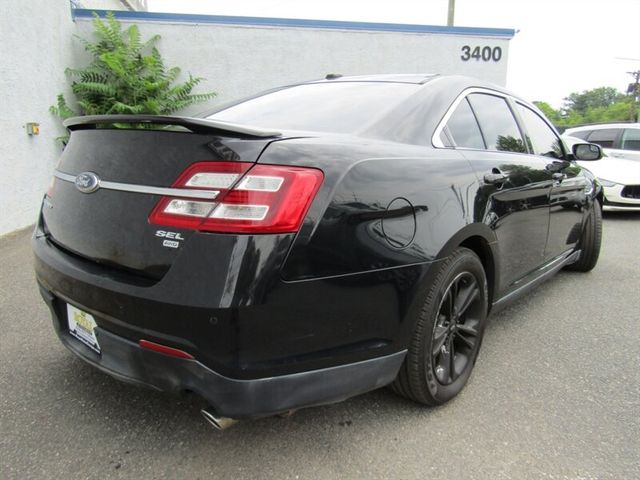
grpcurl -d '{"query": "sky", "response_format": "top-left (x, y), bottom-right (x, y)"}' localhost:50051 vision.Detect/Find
top-left (146, 0), bottom-right (640, 108)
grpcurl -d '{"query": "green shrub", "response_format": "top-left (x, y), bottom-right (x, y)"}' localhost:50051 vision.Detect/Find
top-left (50, 12), bottom-right (216, 121)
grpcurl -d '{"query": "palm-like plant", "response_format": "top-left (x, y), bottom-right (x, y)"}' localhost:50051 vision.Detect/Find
top-left (50, 12), bottom-right (215, 121)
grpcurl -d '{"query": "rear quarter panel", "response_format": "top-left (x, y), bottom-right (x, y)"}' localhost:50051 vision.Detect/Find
top-left (257, 137), bottom-right (492, 280)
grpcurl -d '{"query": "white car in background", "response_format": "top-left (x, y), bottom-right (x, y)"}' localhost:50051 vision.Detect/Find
top-left (563, 133), bottom-right (640, 211)
top-left (564, 123), bottom-right (640, 162)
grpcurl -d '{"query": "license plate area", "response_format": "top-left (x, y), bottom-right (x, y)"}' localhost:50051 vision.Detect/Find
top-left (66, 304), bottom-right (101, 354)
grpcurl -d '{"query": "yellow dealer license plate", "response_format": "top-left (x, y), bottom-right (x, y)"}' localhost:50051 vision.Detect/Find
top-left (66, 304), bottom-right (101, 354)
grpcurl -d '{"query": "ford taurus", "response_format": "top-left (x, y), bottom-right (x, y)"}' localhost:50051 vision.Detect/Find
top-left (33, 74), bottom-right (604, 429)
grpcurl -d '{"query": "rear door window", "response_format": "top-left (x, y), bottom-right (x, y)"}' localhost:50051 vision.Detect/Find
top-left (516, 104), bottom-right (564, 158)
top-left (467, 93), bottom-right (527, 153)
top-left (621, 128), bottom-right (640, 151)
top-left (586, 128), bottom-right (619, 148)
top-left (443, 98), bottom-right (486, 149)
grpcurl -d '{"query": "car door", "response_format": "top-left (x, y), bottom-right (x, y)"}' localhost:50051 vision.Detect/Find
top-left (437, 91), bottom-right (552, 297)
top-left (514, 102), bottom-right (590, 262)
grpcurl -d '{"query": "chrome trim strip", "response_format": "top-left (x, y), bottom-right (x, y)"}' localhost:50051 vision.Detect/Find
top-left (54, 171), bottom-right (79, 183)
top-left (54, 170), bottom-right (219, 200)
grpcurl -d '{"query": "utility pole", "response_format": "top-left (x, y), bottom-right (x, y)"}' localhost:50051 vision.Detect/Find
top-left (626, 70), bottom-right (640, 122)
top-left (447, 0), bottom-right (456, 26)
top-left (626, 70), bottom-right (639, 96)
top-left (616, 58), bottom-right (640, 122)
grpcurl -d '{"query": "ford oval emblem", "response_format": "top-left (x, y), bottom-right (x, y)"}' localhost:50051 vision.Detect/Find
top-left (75, 172), bottom-right (100, 194)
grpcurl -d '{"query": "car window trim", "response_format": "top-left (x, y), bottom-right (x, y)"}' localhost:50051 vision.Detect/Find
top-left (433, 87), bottom-right (492, 149)
top-left (432, 87), bottom-right (532, 155)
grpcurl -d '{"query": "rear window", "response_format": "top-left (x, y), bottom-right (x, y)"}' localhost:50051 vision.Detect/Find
top-left (586, 128), bottom-right (619, 148)
top-left (207, 82), bottom-right (420, 134)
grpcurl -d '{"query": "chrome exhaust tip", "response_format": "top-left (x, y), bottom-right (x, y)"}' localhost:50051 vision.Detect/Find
top-left (201, 406), bottom-right (238, 430)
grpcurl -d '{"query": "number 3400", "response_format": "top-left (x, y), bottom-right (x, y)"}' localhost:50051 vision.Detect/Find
top-left (461, 46), bottom-right (502, 62)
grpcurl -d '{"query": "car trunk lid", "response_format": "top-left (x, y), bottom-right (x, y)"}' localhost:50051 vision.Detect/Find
top-left (42, 116), bottom-right (281, 281)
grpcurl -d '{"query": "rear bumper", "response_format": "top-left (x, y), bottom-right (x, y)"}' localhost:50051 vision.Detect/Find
top-left (39, 283), bottom-right (404, 418)
top-left (33, 218), bottom-right (425, 378)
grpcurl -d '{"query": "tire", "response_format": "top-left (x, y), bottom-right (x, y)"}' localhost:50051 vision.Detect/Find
top-left (392, 247), bottom-right (488, 406)
top-left (565, 200), bottom-right (602, 272)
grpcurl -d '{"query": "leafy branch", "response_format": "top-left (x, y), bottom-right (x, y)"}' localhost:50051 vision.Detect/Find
top-left (534, 86), bottom-right (639, 129)
top-left (50, 12), bottom-right (216, 124)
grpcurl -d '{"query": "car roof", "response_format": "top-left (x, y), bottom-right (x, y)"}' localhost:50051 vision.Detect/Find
top-left (308, 73), bottom-right (527, 104)
top-left (202, 74), bottom-right (540, 142)
top-left (311, 73), bottom-right (440, 85)
top-left (565, 123), bottom-right (640, 132)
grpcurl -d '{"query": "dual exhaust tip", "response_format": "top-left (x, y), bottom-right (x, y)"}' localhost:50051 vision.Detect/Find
top-left (200, 406), bottom-right (296, 430)
top-left (201, 406), bottom-right (238, 430)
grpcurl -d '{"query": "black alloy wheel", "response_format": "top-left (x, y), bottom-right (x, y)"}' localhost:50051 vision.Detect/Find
top-left (392, 247), bottom-right (488, 406)
top-left (431, 271), bottom-right (483, 386)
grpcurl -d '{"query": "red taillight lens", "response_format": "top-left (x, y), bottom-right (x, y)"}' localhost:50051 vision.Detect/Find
top-left (148, 162), bottom-right (323, 234)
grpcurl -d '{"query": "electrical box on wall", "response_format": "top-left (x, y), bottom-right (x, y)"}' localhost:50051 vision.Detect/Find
top-left (26, 123), bottom-right (40, 135)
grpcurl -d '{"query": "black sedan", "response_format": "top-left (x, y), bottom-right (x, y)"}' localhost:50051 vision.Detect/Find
top-left (33, 74), bottom-right (603, 429)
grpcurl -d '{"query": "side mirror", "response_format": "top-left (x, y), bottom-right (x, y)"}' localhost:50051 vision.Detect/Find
top-left (572, 143), bottom-right (602, 161)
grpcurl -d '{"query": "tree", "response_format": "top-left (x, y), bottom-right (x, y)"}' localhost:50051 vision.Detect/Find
top-left (50, 13), bottom-right (215, 122)
top-left (533, 101), bottom-right (561, 124)
top-left (534, 86), bottom-right (639, 129)
top-left (562, 87), bottom-right (624, 116)
top-left (496, 135), bottom-right (526, 153)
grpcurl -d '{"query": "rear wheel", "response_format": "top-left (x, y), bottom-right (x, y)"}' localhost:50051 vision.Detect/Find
top-left (566, 200), bottom-right (602, 272)
top-left (392, 247), bottom-right (488, 406)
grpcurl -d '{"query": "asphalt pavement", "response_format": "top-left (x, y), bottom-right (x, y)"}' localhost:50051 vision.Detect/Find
top-left (1, 214), bottom-right (639, 480)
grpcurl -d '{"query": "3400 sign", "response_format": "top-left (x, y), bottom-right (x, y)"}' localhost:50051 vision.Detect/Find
top-left (461, 46), bottom-right (502, 62)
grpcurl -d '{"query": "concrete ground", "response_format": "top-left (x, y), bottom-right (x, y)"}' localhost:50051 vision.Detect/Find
top-left (1, 214), bottom-right (639, 480)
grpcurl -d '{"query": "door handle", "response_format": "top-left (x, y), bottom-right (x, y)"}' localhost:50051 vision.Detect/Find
top-left (484, 169), bottom-right (509, 184)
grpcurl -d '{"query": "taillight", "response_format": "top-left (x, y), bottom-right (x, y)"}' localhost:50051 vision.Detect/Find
top-left (148, 162), bottom-right (323, 234)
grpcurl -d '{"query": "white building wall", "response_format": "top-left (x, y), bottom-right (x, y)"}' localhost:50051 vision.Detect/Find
top-left (72, 18), bottom-right (511, 115)
top-left (0, 6), bottom-right (512, 235)
top-left (0, 0), bottom-right (77, 236)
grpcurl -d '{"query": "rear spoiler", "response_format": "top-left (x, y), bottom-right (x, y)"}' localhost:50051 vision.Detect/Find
top-left (63, 115), bottom-right (282, 138)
